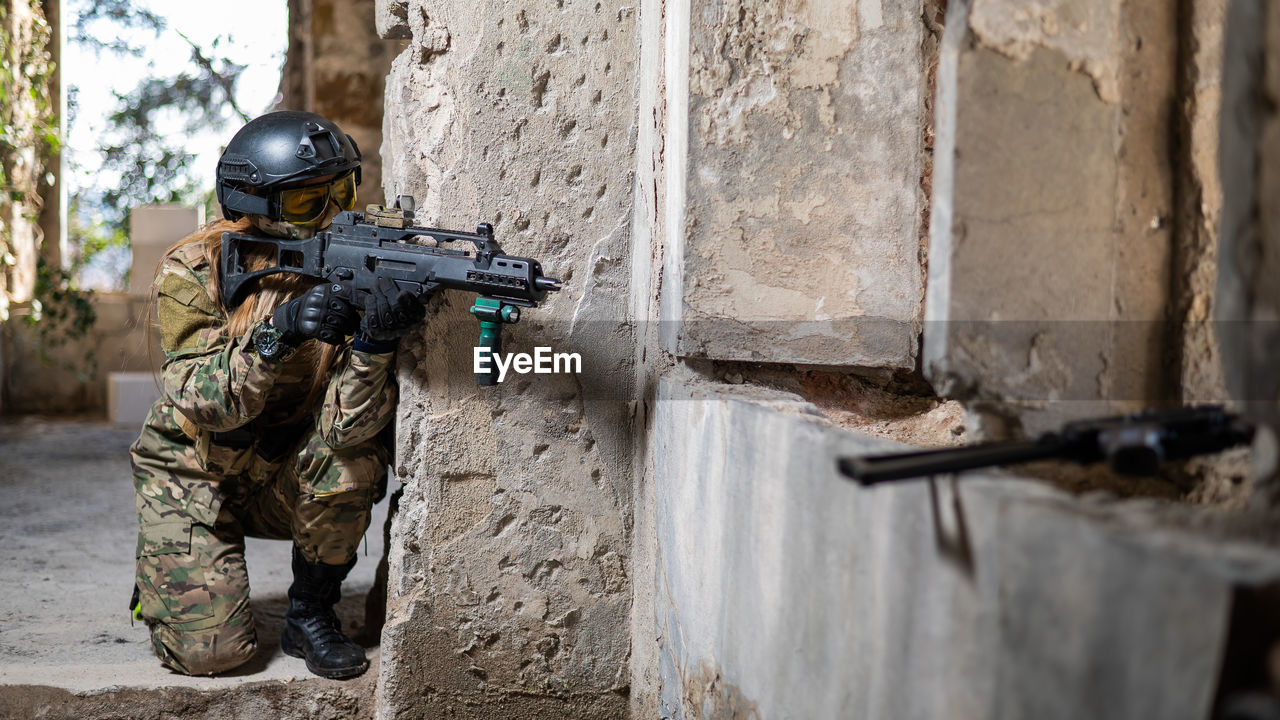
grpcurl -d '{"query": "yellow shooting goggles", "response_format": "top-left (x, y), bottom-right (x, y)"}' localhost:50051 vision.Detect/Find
top-left (275, 170), bottom-right (358, 225)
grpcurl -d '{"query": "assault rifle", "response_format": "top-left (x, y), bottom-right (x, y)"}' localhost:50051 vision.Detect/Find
top-left (837, 405), bottom-right (1254, 486)
top-left (220, 196), bottom-right (562, 385)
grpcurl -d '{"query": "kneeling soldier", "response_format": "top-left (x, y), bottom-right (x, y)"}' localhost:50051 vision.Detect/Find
top-left (130, 111), bottom-right (423, 678)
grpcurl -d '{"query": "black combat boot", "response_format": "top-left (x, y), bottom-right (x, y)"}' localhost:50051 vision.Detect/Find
top-left (281, 547), bottom-right (369, 679)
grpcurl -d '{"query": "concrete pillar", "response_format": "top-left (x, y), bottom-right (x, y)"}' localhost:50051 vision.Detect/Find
top-left (375, 0), bottom-right (637, 715)
top-left (926, 0), bottom-right (1179, 434)
top-left (1218, 0), bottom-right (1280, 458)
top-left (661, 0), bottom-right (926, 369)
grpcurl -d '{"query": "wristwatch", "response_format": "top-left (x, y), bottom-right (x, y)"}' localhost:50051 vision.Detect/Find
top-left (252, 320), bottom-right (294, 361)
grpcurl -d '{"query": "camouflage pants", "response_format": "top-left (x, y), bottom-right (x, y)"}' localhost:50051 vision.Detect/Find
top-left (130, 420), bottom-right (388, 676)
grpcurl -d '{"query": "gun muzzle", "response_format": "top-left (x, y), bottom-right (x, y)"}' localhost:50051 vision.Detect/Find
top-left (536, 276), bottom-right (562, 293)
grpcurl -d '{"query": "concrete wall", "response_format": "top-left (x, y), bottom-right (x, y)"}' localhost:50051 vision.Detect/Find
top-left (926, 0), bottom-right (1181, 434)
top-left (364, 0), bottom-right (1280, 717)
top-left (0, 205), bottom-right (190, 417)
top-left (2, 293), bottom-right (162, 415)
top-left (665, 0), bottom-right (925, 368)
top-left (629, 0), bottom-right (1280, 717)
top-left (1219, 0), bottom-right (1280, 436)
top-left (646, 376), bottom-right (1280, 719)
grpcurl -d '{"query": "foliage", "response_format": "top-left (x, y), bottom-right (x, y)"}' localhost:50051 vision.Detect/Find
top-left (67, 0), bottom-right (254, 280)
top-left (66, 194), bottom-right (130, 287)
top-left (0, 1), bottom-right (60, 320)
top-left (23, 258), bottom-right (99, 381)
top-left (69, 0), bottom-right (166, 54)
top-left (96, 53), bottom-right (249, 215)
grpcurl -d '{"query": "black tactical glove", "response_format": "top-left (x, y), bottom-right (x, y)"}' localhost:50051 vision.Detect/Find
top-left (273, 282), bottom-right (360, 346)
top-left (358, 277), bottom-right (426, 346)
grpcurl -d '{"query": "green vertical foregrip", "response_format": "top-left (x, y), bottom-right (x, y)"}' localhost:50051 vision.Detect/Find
top-left (472, 297), bottom-right (504, 386)
top-left (477, 320), bottom-right (502, 386)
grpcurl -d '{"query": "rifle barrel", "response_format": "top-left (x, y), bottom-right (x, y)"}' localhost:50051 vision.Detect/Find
top-left (838, 437), bottom-right (1070, 485)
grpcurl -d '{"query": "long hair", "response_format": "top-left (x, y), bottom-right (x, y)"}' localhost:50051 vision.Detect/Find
top-left (149, 218), bottom-right (339, 422)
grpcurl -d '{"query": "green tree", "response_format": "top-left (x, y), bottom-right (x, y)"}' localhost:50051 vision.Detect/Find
top-left (0, 0), bottom-right (59, 319)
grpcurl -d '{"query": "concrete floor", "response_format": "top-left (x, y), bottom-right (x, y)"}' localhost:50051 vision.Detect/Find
top-left (0, 416), bottom-right (389, 693)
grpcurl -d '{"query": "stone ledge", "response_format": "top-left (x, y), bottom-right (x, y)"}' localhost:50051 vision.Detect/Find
top-left (0, 678), bottom-right (375, 720)
top-left (642, 376), bottom-right (1280, 719)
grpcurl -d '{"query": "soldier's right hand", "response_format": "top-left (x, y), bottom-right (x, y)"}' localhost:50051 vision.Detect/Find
top-left (274, 282), bottom-right (360, 346)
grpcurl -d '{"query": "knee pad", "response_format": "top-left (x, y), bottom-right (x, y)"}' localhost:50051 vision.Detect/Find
top-left (150, 606), bottom-right (257, 676)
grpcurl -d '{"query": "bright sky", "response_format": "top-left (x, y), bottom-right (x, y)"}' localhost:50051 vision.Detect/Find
top-left (64, 0), bottom-right (287, 289)
top-left (65, 0), bottom-right (289, 209)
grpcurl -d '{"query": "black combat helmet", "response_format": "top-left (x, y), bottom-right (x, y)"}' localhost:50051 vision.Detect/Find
top-left (216, 111), bottom-right (362, 221)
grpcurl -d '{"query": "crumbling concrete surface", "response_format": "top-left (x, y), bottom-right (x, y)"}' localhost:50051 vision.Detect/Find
top-left (643, 376), bottom-right (1280, 719)
top-left (926, 0), bottom-right (1180, 434)
top-left (668, 0), bottom-right (925, 369)
top-left (0, 418), bottom-right (387, 719)
top-left (374, 0), bottom-right (635, 717)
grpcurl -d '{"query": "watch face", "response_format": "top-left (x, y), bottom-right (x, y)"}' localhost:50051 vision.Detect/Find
top-left (254, 323), bottom-right (283, 359)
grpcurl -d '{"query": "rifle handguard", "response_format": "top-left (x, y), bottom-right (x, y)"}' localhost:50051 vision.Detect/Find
top-left (837, 405), bottom-right (1254, 485)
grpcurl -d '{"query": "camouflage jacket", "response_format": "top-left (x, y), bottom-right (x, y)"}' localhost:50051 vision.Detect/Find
top-left (140, 239), bottom-right (398, 473)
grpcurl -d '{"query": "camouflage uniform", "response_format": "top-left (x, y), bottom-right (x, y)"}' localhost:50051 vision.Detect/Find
top-left (130, 240), bottom-right (397, 676)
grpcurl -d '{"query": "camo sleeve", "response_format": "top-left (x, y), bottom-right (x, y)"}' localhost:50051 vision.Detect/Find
top-left (156, 265), bottom-right (286, 432)
top-left (315, 349), bottom-right (398, 449)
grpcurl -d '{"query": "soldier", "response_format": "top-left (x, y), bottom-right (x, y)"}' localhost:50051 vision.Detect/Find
top-left (129, 111), bottom-right (423, 679)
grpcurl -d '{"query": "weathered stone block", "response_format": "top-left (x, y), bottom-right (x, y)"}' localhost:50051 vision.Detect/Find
top-left (129, 204), bottom-right (200, 296)
top-left (926, 0), bottom-right (1178, 432)
top-left (664, 0), bottom-right (925, 369)
top-left (641, 377), bottom-right (1280, 718)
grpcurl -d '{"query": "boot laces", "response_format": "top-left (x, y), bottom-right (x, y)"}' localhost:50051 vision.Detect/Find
top-left (297, 602), bottom-right (349, 647)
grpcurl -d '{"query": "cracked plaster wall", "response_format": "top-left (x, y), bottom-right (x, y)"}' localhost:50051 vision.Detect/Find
top-left (374, 0), bottom-right (636, 716)
top-left (1219, 0), bottom-right (1280, 453)
top-left (924, 0), bottom-right (1218, 435)
top-left (667, 0), bottom-right (926, 368)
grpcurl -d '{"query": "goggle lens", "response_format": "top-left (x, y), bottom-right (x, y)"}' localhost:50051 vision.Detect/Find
top-left (331, 172), bottom-right (357, 212)
top-left (277, 171), bottom-right (358, 224)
